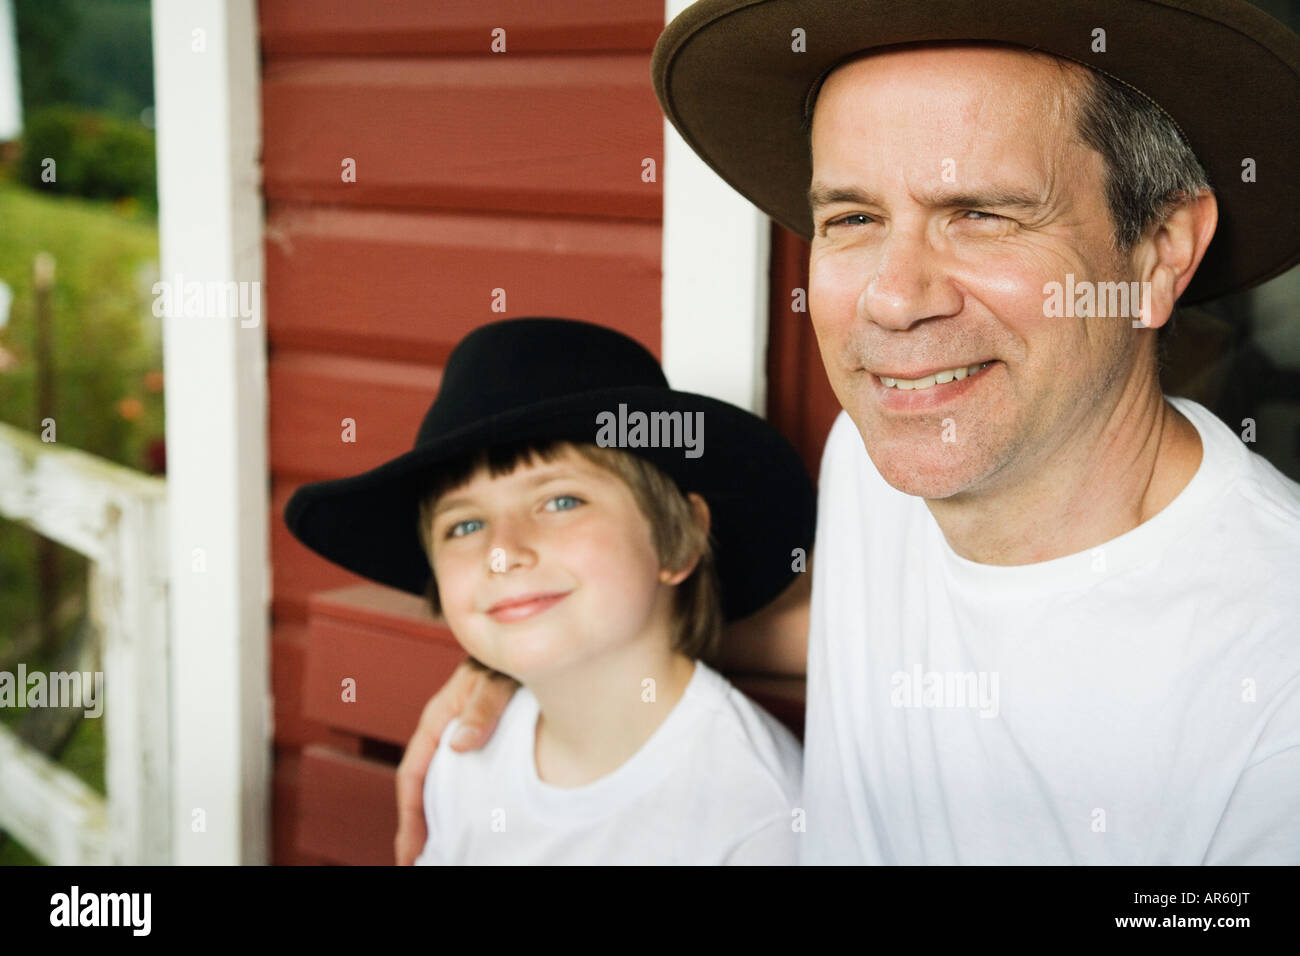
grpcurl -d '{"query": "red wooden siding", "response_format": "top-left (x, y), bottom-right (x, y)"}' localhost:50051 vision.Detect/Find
top-left (263, 0), bottom-right (669, 865)
top-left (301, 586), bottom-right (465, 747)
top-left (264, 208), bottom-right (661, 365)
top-left (260, 0), bottom-right (663, 56)
top-left (767, 224), bottom-right (842, 483)
top-left (261, 56), bottom-right (662, 220)
top-left (296, 746), bottom-right (401, 866)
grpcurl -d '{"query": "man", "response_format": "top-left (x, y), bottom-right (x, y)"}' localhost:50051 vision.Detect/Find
top-left (395, 0), bottom-right (1300, 864)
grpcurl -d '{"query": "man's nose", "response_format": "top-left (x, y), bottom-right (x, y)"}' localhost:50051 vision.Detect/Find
top-left (857, 226), bottom-right (962, 331)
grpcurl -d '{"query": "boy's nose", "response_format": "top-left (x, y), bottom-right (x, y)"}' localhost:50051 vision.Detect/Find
top-left (485, 517), bottom-right (537, 573)
top-left (486, 545), bottom-right (535, 574)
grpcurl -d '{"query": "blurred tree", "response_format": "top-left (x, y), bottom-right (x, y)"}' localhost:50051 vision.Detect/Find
top-left (13, 0), bottom-right (78, 115)
top-left (15, 0), bottom-right (152, 121)
top-left (67, 0), bottom-right (152, 120)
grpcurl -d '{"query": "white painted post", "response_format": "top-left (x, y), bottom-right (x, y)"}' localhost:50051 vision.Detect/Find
top-left (660, 0), bottom-right (770, 414)
top-left (94, 482), bottom-right (171, 863)
top-left (151, 0), bottom-right (269, 864)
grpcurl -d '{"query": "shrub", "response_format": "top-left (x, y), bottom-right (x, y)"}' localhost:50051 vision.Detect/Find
top-left (17, 106), bottom-right (156, 207)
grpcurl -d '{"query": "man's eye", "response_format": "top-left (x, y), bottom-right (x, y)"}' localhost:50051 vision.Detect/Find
top-left (825, 213), bottom-right (874, 229)
top-left (963, 210), bottom-right (1005, 221)
top-left (446, 518), bottom-right (483, 539)
top-left (544, 495), bottom-right (583, 512)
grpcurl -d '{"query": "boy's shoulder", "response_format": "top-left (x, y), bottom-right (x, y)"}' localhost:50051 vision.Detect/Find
top-left (428, 682), bottom-right (537, 790)
top-left (680, 661), bottom-right (803, 807)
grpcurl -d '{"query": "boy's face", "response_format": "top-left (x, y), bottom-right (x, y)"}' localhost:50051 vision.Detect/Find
top-left (426, 445), bottom-right (678, 683)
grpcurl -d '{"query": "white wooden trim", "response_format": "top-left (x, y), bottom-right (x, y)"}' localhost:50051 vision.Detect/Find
top-left (0, 422), bottom-right (169, 864)
top-left (151, 0), bottom-right (269, 865)
top-left (0, 725), bottom-right (108, 865)
top-left (661, 1), bottom-right (770, 415)
top-left (0, 0), bottom-right (20, 141)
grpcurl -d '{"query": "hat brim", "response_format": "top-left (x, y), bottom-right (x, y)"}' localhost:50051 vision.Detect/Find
top-left (652, 0), bottom-right (1300, 305)
top-left (284, 385), bottom-right (816, 622)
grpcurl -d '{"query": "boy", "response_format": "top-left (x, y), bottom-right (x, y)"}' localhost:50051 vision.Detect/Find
top-left (284, 317), bottom-right (815, 864)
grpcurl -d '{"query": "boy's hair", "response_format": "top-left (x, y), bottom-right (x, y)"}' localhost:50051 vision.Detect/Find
top-left (415, 439), bottom-right (722, 662)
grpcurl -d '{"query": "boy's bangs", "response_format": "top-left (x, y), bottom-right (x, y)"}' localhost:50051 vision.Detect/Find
top-left (418, 438), bottom-right (572, 508)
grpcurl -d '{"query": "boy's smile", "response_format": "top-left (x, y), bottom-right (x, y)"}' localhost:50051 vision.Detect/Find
top-left (427, 444), bottom-right (681, 684)
top-left (484, 590), bottom-right (571, 623)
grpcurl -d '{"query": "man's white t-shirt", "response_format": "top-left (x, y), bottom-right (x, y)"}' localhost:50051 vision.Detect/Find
top-left (803, 396), bottom-right (1300, 865)
top-left (415, 659), bottom-right (802, 865)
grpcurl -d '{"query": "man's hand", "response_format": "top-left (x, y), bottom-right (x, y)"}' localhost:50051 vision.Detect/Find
top-left (394, 658), bottom-right (520, 865)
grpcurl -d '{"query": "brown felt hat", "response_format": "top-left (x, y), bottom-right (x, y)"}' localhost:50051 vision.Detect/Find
top-left (652, 0), bottom-right (1300, 305)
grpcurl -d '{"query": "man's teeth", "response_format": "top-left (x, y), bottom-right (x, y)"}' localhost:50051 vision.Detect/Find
top-left (880, 362), bottom-right (991, 390)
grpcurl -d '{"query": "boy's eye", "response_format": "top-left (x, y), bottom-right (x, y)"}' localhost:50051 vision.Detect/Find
top-left (544, 494), bottom-right (583, 512)
top-left (446, 518), bottom-right (484, 539)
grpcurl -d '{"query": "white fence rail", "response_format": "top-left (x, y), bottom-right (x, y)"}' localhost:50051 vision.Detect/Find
top-left (0, 421), bottom-right (170, 864)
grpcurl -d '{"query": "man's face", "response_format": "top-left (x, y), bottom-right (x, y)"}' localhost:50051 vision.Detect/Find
top-left (808, 44), bottom-right (1140, 500)
top-left (427, 445), bottom-right (672, 684)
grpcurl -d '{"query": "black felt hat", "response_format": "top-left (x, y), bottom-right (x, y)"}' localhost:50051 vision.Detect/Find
top-left (283, 317), bottom-right (815, 622)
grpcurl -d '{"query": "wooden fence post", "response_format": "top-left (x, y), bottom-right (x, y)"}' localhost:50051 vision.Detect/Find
top-left (32, 252), bottom-right (59, 657)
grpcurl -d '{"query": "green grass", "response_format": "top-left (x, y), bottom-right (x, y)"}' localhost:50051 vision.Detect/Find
top-left (0, 179), bottom-right (161, 460)
top-left (0, 179), bottom-right (158, 865)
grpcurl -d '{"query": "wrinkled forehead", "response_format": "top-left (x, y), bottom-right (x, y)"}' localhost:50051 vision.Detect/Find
top-left (804, 41), bottom-right (1093, 197)
top-left (806, 40), bottom-right (1087, 140)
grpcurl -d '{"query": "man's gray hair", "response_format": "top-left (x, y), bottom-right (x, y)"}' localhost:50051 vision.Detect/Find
top-left (1072, 65), bottom-right (1213, 257)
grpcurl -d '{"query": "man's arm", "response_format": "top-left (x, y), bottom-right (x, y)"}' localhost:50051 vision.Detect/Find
top-left (394, 658), bottom-right (520, 865)
top-left (708, 552), bottom-right (812, 678)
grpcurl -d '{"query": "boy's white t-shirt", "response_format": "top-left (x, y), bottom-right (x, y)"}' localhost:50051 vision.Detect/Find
top-left (802, 396), bottom-right (1300, 864)
top-left (415, 659), bottom-right (802, 865)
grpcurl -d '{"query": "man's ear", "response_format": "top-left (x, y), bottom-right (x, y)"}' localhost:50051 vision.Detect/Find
top-left (659, 493), bottom-right (711, 586)
top-left (1135, 189), bottom-right (1218, 330)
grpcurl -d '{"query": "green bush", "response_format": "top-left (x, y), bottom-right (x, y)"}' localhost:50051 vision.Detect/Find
top-left (17, 106), bottom-right (156, 209)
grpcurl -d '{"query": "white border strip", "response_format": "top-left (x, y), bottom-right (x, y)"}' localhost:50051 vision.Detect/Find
top-left (152, 0), bottom-right (269, 864)
top-left (0, 0), bottom-right (21, 141)
top-left (661, 1), bottom-right (769, 414)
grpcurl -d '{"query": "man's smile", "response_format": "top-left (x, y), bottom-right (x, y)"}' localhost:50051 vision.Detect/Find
top-left (871, 359), bottom-right (1001, 410)
top-left (874, 360), bottom-right (996, 390)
